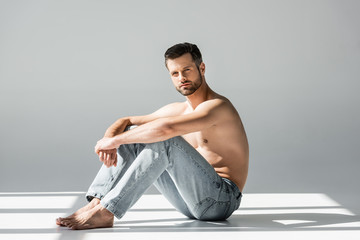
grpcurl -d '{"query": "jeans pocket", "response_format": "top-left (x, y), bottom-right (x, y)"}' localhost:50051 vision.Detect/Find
top-left (193, 197), bottom-right (231, 221)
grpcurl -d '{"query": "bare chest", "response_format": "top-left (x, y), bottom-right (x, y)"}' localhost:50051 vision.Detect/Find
top-left (182, 130), bottom-right (212, 149)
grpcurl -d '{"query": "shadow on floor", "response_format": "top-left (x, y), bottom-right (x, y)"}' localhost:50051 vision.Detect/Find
top-left (1, 192), bottom-right (359, 238)
top-left (106, 212), bottom-right (360, 232)
top-left (1, 211), bottom-right (359, 235)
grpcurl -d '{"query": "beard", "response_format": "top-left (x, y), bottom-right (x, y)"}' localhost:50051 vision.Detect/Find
top-left (176, 74), bottom-right (203, 96)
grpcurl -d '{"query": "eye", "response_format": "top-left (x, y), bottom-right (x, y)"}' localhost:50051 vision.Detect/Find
top-left (172, 72), bottom-right (178, 76)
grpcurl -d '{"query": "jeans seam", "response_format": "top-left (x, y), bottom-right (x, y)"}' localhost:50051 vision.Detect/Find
top-left (105, 149), bottom-right (166, 219)
top-left (172, 141), bottom-right (219, 185)
top-left (197, 197), bottom-right (231, 220)
top-left (199, 198), bottom-right (215, 218)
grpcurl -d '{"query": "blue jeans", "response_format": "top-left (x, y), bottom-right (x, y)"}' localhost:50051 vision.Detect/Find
top-left (86, 126), bottom-right (242, 221)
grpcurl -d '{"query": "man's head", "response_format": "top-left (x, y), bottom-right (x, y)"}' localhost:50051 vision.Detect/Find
top-left (164, 42), bottom-right (205, 96)
top-left (164, 42), bottom-right (203, 69)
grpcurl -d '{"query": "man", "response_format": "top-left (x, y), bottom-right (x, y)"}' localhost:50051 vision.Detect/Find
top-left (56, 42), bottom-right (249, 230)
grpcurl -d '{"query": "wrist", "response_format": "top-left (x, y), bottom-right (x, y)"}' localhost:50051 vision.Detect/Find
top-left (112, 135), bottom-right (122, 147)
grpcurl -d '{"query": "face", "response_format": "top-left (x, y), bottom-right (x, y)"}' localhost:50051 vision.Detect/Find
top-left (166, 53), bottom-right (205, 96)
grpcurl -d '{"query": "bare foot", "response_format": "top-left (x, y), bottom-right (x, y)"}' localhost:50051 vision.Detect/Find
top-left (60, 204), bottom-right (114, 230)
top-left (56, 198), bottom-right (100, 226)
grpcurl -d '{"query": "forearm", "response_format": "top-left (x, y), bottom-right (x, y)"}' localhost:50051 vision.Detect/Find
top-left (113, 118), bottom-right (174, 145)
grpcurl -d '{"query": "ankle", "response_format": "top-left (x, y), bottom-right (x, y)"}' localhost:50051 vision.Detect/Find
top-left (90, 198), bottom-right (101, 205)
top-left (99, 205), bottom-right (114, 218)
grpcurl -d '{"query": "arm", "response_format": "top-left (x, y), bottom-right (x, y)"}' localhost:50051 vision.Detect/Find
top-left (96, 102), bottom-right (186, 167)
top-left (95, 99), bottom-right (226, 152)
top-left (103, 102), bottom-right (185, 137)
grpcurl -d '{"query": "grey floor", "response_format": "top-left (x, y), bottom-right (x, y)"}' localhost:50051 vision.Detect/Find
top-left (1, 191), bottom-right (359, 240)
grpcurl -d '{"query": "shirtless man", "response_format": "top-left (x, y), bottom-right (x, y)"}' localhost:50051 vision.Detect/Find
top-left (56, 42), bottom-right (249, 230)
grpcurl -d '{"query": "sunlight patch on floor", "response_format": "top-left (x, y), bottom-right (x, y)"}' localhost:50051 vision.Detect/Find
top-left (0, 234), bottom-right (61, 240)
top-left (0, 192), bottom-right (359, 240)
top-left (0, 194), bottom-right (78, 209)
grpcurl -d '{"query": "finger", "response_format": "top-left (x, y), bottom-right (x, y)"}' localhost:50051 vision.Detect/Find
top-left (100, 151), bottom-right (105, 162)
top-left (111, 150), bottom-right (117, 165)
top-left (103, 152), bottom-right (108, 163)
top-left (106, 152), bottom-right (113, 167)
top-left (105, 153), bottom-right (111, 167)
top-left (95, 144), bottom-right (100, 155)
top-left (105, 151), bottom-right (113, 167)
top-left (109, 154), bottom-right (115, 167)
top-left (112, 152), bottom-right (117, 167)
top-left (115, 151), bottom-right (118, 166)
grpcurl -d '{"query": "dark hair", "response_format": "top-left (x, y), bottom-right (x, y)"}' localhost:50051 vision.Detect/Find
top-left (164, 42), bottom-right (203, 68)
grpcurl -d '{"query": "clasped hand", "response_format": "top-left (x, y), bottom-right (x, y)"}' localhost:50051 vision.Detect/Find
top-left (94, 137), bottom-right (119, 168)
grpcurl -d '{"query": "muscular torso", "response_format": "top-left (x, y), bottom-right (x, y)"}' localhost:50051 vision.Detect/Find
top-left (177, 98), bottom-right (249, 192)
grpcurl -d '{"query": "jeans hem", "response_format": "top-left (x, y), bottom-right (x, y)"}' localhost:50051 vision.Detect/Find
top-left (85, 192), bottom-right (104, 202)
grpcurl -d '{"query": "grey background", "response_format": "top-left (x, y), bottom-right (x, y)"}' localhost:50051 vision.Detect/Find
top-left (1, 1), bottom-right (359, 212)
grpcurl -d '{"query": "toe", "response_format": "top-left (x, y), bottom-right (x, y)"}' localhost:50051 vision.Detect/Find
top-left (56, 218), bottom-right (66, 227)
top-left (61, 221), bottom-right (68, 227)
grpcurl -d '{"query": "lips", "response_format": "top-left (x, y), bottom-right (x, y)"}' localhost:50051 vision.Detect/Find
top-left (180, 83), bottom-right (191, 87)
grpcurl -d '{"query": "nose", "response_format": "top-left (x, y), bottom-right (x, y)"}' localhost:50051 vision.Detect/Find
top-left (178, 72), bottom-right (186, 83)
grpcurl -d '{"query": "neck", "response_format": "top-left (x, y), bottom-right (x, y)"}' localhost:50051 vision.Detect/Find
top-left (185, 80), bottom-right (213, 109)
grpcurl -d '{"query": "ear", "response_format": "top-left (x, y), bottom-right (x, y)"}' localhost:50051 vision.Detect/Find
top-left (199, 62), bottom-right (205, 75)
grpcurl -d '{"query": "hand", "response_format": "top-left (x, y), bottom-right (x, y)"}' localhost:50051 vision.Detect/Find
top-left (98, 149), bottom-right (118, 168)
top-left (94, 137), bottom-right (118, 154)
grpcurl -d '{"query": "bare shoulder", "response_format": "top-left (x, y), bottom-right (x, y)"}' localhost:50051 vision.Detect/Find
top-left (196, 96), bottom-right (239, 117)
